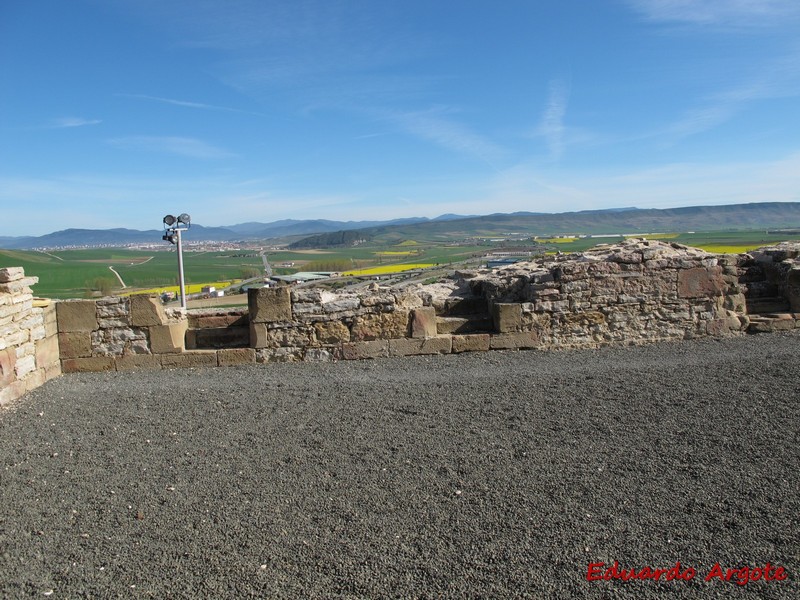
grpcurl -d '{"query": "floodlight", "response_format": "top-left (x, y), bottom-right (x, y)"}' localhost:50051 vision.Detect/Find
top-left (163, 214), bottom-right (177, 226)
top-left (178, 213), bottom-right (191, 226)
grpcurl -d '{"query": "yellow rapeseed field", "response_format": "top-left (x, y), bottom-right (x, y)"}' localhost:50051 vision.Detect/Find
top-left (124, 281), bottom-right (237, 296)
top-left (343, 263), bottom-right (434, 276)
top-left (694, 244), bottom-right (763, 254)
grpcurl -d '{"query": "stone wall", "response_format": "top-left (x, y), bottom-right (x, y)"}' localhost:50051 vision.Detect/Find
top-left (0, 268), bottom-right (61, 407)
top-left (2, 240), bottom-right (798, 385)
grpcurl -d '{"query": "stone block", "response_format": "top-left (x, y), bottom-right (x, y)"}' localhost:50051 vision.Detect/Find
top-left (389, 336), bottom-right (452, 357)
top-left (161, 351), bottom-right (218, 369)
top-left (14, 354), bottom-right (36, 379)
top-left (249, 287), bottom-right (292, 323)
top-left (130, 295), bottom-right (166, 326)
top-left (452, 334), bottom-right (491, 353)
top-left (217, 348), bottom-right (257, 366)
top-left (255, 347), bottom-right (304, 363)
top-left (0, 380), bottom-right (27, 407)
top-left (0, 277), bottom-right (38, 294)
top-left (304, 348), bottom-right (339, 362)
top-left (0, 267), bottom-right (25, 283)
top-left (342, 340), bottom-right (389, 360)
top-left (115, 354), bottom-right (163, 371)
top-left (314, 321), bottom-right (351, 345)
top-left (0, 348), bottom-right (16, 386)
top-left (148, 322), bottom-right (187, 354)
top-left (56, 300), bottom-right (98, 332)
top-left (58, 331), bottom-right (92, 359)
top-left (678, 267), bottom-right (725, 299)
top-left (62, 357), bottom-right (116, 373)
top-left (492, 303), bottom-right (523, 333)
top-left (410, 307), bottom-right (437, 338)
top-left (250, 322), bottom-right (269, 349)
top-left (489, 331), bottom-right (540, 350)
top-left (351, 310), bottom-right (409, 341)
top-left (23, 368), bottom-right (47, 392)
top-left (35, 334), bottom-right (60, 368)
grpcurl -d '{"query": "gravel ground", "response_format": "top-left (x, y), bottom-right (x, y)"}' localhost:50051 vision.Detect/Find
top-left (1, 332), bottom-right (798, 599)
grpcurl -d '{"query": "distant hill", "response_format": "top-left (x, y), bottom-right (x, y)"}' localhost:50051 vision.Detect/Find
top-left (1, 203), bottom-right (799, 249)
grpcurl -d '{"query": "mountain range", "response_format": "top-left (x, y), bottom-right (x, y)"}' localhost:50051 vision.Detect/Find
top-left (1, 202), bottom-right (799, 249)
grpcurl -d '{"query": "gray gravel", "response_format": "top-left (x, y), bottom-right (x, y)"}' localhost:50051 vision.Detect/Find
top-left (1, 332), bottom-right (798, 599)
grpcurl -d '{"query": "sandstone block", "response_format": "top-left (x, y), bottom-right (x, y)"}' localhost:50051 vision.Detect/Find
top-left (128, 295), bottom-right (166, 326)
top-left (314, 321), bottom-right (350, 345)
top-left (0, 380), bottom-right (27, 407)
top-left (56, 300), bottom-right (98, 332)
top-left (389, 336), bottom-right (452, 357)
top-left (249, 287), bottom-right (292, 323)
top-left (62, 357), bottom-right (116, 373)
top-left (249, 322), bottom-right (269, 349)
top-left (452, 334), bottom-right (491, 353)
top-left (148, 322), bottom-right (187, 354)
top-left (116, 354), bottom-right (163, 371)
top-left (0, 348), bottom-right (16, 386)
top-left (304, 348), bottom-right (339, 362)
top-left (35, 334), bottom-right (61, 369)
top-left (0, 267), bottom-right (25, 283)
top-left (351, 311), bottom-right (410, 341)
top-left (410, 307), bottom-right (437, 338)
top-left (678, 267), bottom-right (725, 299)
top-left (217, 348), bottom-right (256, 366)
top-left (0, 277), bottom-right (38, 294)
top-left (160, 351), bottom-right (217, 369)
top-left (489, 331), bottom-right (540, 350)
top-left (492, 303), bottom-right (523, 333)
top-left (23, 368), bottom-right (47, 392)
top-left (14, 354), bottom-right (36, 379)
top-left (58, 331), bottom-right (92, 358)
top-left (342, 340), bottom-right (389, 360)
top-left (255, 347), bottom-right (304, 363)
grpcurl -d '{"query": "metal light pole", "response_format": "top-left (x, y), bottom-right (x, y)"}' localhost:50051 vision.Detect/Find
top-left (162, 213), bottom-right (191, 311)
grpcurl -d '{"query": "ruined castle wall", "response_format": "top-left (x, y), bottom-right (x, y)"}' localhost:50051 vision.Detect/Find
top-left (4, 241), bottom-right (796, 382)
top-left (0, 268), bottom-right (61, 407)
top-left (475, 242), bottom-right (750, 349)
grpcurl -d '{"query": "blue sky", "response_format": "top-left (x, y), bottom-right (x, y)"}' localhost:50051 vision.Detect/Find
top-left (2, 0), bottom-right (800, 236)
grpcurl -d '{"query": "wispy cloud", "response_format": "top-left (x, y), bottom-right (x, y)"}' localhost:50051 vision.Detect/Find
top-left (660, 50), bottom-right (800, 141)
top-left (49, 117), bottom-right (102, 128)
top-left (378, 107), bottom-right (505, 166)
top-left (627, 0), bottom-right (800, 28)
top-left (536, 79), bottom-right (570, 160)
top-left (107, 136), bottom-right (234, 159)
top-left (116, 93), bottom-right (263, 116)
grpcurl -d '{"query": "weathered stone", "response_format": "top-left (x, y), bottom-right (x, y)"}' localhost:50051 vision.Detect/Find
top-left (314, 321), bottom-right (350, 345)
top-left (35, 335), bottom-right (60, 369)
top-left (148, 322), bottom-right (187, 354)
top-left (342, 340), bottom-right (389, 360)
top-left (217, 348), bottom-right (257, 366)
top-left (388, 336), bottom-right (452, 357)
top-left (0, 267), bottom-right (25, 283)
top-left (489, 331), bottom-right (540, 350)
top-left (304, 348), bottom-right (338, 362)
top-left (256, 347), bottom-right (304, 363)
top-left (116, 354), bottom-right (163, 371)
top-left (128, 294), bottom-right (166, 326)
top-left (58, 332), bottom-right (92, 359)
top-left (56, 300), bottom-right (98, 332)
top-left (0, 348), bottom-right (16, 386)
top-left (249, 287), bottom-right (292, 323)
top-left (452, 334), bottom-right (491, 353)
top-left (0, 380), bottom-right (27, 407)
top-left (492, 303), bottom-right (523, 333)
top-left (161, 351), bottom-right (218, 369)
top-left (62, 357), bottom-right (116, 373)
top-left (351, 311), bottom-right (409, 341)
top-left (410, 307), bottom-right (437, 338)
top-left (678, 267), bottom-right (725, 299)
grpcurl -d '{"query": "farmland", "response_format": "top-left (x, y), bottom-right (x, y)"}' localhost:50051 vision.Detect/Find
top-left (1, 229), bottom-right (798, 300)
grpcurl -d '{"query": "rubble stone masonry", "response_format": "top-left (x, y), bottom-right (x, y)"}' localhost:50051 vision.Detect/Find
top-left (0, 268), bottom-right (61, 407)
top-left (1, 241), bottom-right (798, 395)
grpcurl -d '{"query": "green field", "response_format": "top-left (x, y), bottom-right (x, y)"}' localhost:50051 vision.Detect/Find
top-left (1, 231), bottom-right (797, 299)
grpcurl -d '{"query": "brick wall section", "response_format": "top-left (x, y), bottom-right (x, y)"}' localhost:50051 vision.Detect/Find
top-left (3, 240), bottom-right (792, 382)
top-left (0, 267), bottom-right (61, 407)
